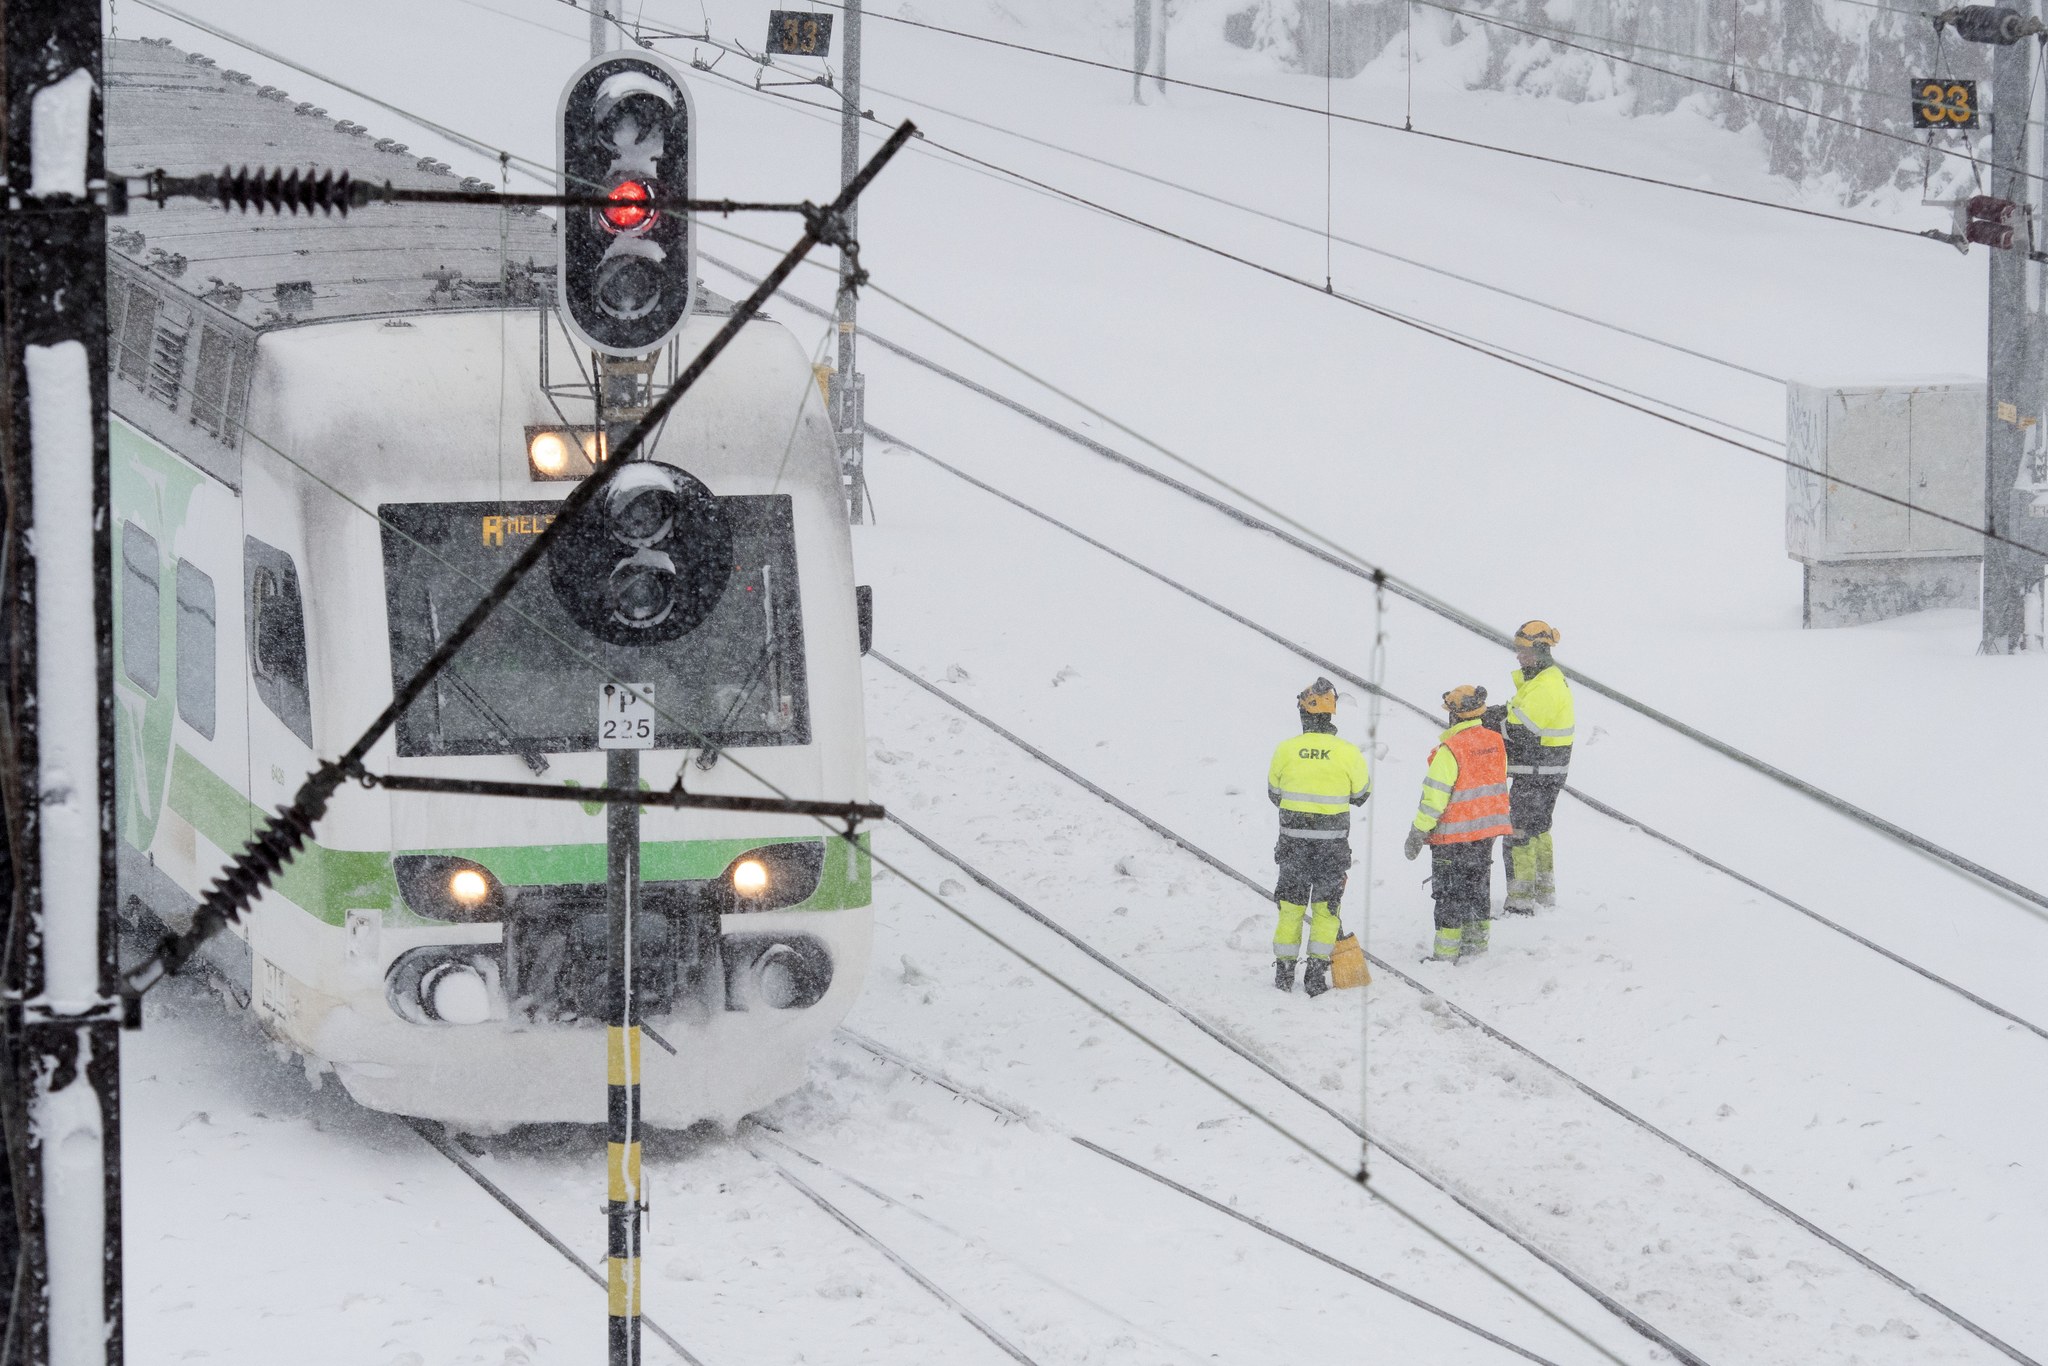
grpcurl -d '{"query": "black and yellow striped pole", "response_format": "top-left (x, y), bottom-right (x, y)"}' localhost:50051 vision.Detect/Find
top-left (605, 742), bottom-right (643, 1365)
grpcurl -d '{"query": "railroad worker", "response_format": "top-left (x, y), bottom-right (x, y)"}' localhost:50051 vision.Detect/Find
top-left (1485, 620), bottom-right (1575, 915)
top-left (1267, 678), bottom-right (1371, 998)
top-left (1404, 685), bottom-right (1512, 963)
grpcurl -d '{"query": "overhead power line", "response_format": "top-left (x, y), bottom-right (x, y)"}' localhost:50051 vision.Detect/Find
top-left (694, 223), bottom-right (2048, 919)
top-left (738, 60), bottom-right (1787, 386)
top-left (800, 0), bottom-right (1983, 227)
top-left (701, 115), bottom-right (2024, 558)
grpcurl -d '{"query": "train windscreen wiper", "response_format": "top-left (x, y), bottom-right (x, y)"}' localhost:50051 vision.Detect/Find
top-left (427, 594), bottom-right (549, 776)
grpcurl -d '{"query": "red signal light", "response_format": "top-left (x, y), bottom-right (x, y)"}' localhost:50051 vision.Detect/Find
top-left (602, 180), bottom-right (655, 232)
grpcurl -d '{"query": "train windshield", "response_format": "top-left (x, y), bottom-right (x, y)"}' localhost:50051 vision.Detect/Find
top-left (378, 495), bottom-right (809, 757)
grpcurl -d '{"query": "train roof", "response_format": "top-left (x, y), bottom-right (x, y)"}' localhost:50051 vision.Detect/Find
top-left (103, 34), bottom-right (739, 488)
top-left (106, 35), bottom-right (561, 328)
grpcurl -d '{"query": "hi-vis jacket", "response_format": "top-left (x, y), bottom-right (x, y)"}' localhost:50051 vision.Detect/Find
top-left (1414, 720), bottom-right (1513, 845)
top-left (1268, 731), bottom-right (1371, 840)
top-left (1505, 664), bottom-right (1575, 777)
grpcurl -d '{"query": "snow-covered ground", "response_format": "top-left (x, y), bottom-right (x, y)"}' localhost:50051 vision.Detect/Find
top-left (119, 1), bottom-right (2048, 1363)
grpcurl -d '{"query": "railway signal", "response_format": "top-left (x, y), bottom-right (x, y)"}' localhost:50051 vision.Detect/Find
top-left (557, 52), bottom-right (697, 356)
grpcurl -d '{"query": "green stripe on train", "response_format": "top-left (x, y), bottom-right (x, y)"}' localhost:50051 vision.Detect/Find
top-left (167, 748), bottom-right (871, 926)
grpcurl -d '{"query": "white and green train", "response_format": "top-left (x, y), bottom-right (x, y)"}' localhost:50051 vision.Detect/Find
top-left (108, 37), bottom-right (871, 1130)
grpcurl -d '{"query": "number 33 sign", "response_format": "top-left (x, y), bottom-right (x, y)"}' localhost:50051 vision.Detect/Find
top-left (766, 10), bottom-right (834, 56)
top-left (1911, 77), bottom-right (1979, 129)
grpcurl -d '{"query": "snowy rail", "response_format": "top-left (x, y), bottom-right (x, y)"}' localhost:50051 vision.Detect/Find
top-left (870, 659), bottom-right (2043, 1366)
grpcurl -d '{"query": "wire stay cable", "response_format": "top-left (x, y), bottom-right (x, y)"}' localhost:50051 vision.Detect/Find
top-left (868, 423), bottom-right (2048, 1043)
top-left (871, 661), bottom-right (2043, 1366)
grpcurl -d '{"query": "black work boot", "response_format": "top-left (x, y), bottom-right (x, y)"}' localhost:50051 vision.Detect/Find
top-left (1273, 959), bottom-right (1295, 993)
top-left (1303, 957), bottom-right (1330, 998)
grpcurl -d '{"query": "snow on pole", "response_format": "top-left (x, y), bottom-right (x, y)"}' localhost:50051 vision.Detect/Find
top-left (4, 5), bottom-right (124, 1359)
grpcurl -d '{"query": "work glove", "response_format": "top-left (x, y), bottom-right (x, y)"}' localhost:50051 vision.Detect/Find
top-left (1403, 826), bottom-right (1428, 861)
top-left (1481, 705), bottom-right (1507, 733)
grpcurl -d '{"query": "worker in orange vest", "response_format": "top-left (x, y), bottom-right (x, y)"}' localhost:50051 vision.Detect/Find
top-left (1404, 685), bottom-right (1514, 963)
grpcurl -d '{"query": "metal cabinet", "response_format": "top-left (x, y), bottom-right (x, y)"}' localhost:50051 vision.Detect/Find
top-left (1785, 379), bottom-right (1984, 626)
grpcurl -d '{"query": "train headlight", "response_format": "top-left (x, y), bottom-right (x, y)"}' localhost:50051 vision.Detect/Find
top-left (731, 857), bottom-right (770, 897)
top-left (546, 460), bottom-right (733, 647)
top-left (529, 430), bottom-right (571, 477)
top-left (394, 855), bottom-right (505, 922)
top-left (720, 843), bottom-right (824, 910)
top-left (448, 868), bottom-right (492, 908)
top-left (580, 429), bottom-right (609, 465)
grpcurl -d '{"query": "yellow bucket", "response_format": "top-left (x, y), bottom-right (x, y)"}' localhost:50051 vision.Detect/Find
top-left (1331, 933), bottom-right (1370, 990)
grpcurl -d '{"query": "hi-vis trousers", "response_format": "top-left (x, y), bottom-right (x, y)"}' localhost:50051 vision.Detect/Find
top-left (1273, 833), bottom-right (1348, 960)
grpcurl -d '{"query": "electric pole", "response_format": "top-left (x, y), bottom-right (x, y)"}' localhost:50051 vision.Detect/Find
top-left (1970, 7), bottom-right (2048, 650)
top-left (835, 0), bottom-right (868, 523)
top-left (1, 1), bottom-right (125, 1361)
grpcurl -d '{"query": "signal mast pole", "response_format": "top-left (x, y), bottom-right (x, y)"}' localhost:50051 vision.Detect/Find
top-left (835, 0), bottom-right (868, 522)
top-left (582, 10), bottom-right (646, 1366)
top-left (1, 2), bottom-right (125, 1362)
top-left (1983, 23), bottom-right (2040, 650)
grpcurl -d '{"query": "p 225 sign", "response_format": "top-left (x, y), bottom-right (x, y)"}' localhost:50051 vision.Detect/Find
top-left (598, 682), bottom-right (656, 750)
top-left (1911, 77), bottom-right (1979, 129)
top-left (766, 10), bottom-right (834, 56)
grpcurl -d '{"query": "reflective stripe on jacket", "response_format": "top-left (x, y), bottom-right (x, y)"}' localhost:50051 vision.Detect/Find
top-left (1269, 731), bottom-right (1371, 837)
top-left (1414, 720), bottom-right (1512, 845)
top-left (1506, 664), bottom-right (1574, 776)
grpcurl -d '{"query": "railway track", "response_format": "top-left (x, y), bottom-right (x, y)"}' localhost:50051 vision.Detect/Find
top-left (825, 1031), bottom-right (1572, 1366)
top-left (862, 657), bottom-right (2042, 1366)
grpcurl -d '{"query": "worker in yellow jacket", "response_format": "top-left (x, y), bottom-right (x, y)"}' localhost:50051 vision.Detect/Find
top-left (1405, 685), bottom-right (1513, 962)
top-left (1484, 620), bottom-right (1575, 915)
top-left (1266, 678), bottom-right (1371, 997)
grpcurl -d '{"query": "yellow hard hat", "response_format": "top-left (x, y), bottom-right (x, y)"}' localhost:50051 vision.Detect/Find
top-left (1513, 619), bottom-right (1561, 649)
top-left (1443, 684), bottom-right (1488, 720)
top-left (1297, 677), bottom-right (1337, 715)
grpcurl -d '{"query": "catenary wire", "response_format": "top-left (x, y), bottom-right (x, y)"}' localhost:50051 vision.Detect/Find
top-left (691, 231), bottom-right (2048, 921)
top-left (864, 421), bottom-right (2048, 1044)
top-left (717, 61), bottom-right (1787, 387)
top-left (870, 660), bottom-right (2044, 1366)
top-left (693, 131), bottom-right (2014, 560)
top-left (852, 277), bottom-right (2048, 916)
top-left (613, 0), bottom-right (1929, 243)
top-left (796, 0), bottom-right (1997, 219)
